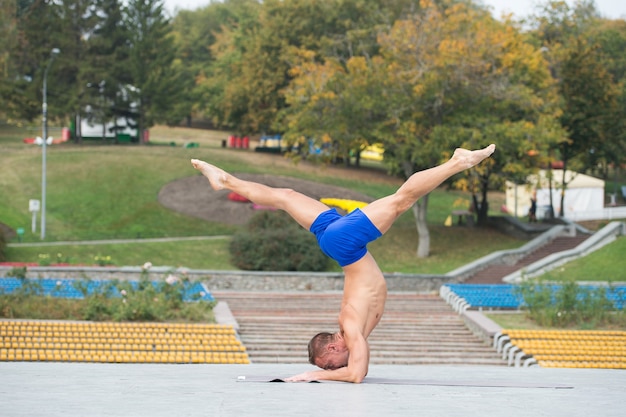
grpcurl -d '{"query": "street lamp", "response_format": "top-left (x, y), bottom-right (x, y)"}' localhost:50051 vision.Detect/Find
top-left (41, 47), bottom-right (60, 240)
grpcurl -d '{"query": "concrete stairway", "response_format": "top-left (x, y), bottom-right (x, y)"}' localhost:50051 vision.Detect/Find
top-left (464, 235), bottom-right (590, 284)
top-left (212, 291), bottom-right (506, 366)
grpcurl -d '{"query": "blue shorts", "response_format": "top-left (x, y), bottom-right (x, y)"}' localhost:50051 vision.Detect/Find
top-left (309, 208), bottom-right (382, 267)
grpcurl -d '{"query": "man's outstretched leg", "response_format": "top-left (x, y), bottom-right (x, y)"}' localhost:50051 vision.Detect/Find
top-left (361, 144), bottom-right (495, 234)
top-left (191, 159), bottom-right (329, 230)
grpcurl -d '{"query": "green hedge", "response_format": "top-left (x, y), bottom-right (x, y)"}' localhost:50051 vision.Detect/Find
top-left (229, 211), bottom-right (330, 272)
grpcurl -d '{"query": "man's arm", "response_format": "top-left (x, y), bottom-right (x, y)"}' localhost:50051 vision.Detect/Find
top-left (285, 312), bottom-right (369, 383)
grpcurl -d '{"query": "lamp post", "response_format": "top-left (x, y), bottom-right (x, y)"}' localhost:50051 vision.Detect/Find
top-left (41, 47), bottom-right (60, 240)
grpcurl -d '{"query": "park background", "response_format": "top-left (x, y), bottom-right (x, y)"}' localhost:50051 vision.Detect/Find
top-left (1, 0), bottom-right (625, 342)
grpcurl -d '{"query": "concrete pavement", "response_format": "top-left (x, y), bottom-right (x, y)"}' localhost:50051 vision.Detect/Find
top-left (1, 362), bottom-right (623, 417)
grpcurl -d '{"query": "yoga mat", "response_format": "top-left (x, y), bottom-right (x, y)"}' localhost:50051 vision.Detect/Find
top-left (236, 375), bottom-right (573, 389)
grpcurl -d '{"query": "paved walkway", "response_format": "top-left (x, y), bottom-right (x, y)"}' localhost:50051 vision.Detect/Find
top-left (1, 363), bottom-right (623, 417)
top-left (7, 235), bottom-right (229, 248)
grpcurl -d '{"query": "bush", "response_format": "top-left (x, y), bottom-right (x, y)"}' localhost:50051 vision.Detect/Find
top-left (515, 278), bottom-right (618, 328)
top-left (72, 273), bottom-right (214, 322)
top-left (229, 211), bottom-right (330, 271)
top-left (0, 273), bottom-right (215, 322)
top-left (4, 266), bottom-right (27, 279)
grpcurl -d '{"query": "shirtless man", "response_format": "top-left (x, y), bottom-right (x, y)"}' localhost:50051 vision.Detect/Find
top-left (191, 143), bottom-right (495, 383)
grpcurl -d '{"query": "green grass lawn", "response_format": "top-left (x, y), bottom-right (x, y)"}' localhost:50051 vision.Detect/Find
top-left (485, 311), bottom-right (626, 331)
top-left (529, 237), bottom-right (626, 281)
top-left (4, 238), bottom-right (236, 270)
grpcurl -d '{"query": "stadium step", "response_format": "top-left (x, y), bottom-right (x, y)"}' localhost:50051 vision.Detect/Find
top-left (465, 235), bottom-right (590, 284)
top-left (212, 291), bottom-right (506, 366)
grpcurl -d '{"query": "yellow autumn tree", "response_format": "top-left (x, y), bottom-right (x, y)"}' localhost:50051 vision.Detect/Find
top-left (280, 0), bottom-right (564, 257)
top-left (280, 48), bottom-right (387, 166)
top-left (369, 0), bottom-right (564, 256)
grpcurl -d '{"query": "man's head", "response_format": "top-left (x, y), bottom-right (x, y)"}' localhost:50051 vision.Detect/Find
top-left (308, 332), bottom-right (349, 370)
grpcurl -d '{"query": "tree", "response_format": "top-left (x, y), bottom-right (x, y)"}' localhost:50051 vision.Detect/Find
top-left (0, 0), bottom-right (18, 114)
top-left (2, 0), bottom-right (102, 128)
top-left (78, 0), bottom-right (131, 143)
top-left (556, 38), bottom-right (619, 216)
top-left (196, 0), bottom-right (261, 132)
top-left (586, 19), bottom-right (626, 186)
top-left (2, 0), bottom-right (65, 122)
top-left (202, 0), bottom-right (424, 135)
top-left (0, 0), bottom-right (18, 122)
top-left (281, 1), bottom-right (563, 257)
top-left (280, 52), bottom-right (387, 166)
top-left (373, 2), bottom-right (561, 255)
top-left (530, 1), bottom-right (622, 217)
top-left (170, 2), bottom-right (236, 124)
top-left (124, 0), bottom-right (188, 139)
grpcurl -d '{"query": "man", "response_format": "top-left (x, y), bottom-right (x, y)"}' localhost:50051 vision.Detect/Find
top-left (191, 143), bottom-right (495, 383)
top-left (529, 191), bottom-right (537, 223)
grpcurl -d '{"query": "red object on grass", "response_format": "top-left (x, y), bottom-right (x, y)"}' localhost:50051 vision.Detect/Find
top-left (228, 192), bottom-right (250, 203)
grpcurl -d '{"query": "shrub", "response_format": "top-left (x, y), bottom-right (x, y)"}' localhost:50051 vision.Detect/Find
top-left (515, 278), bottom-right (618, 327)
top-left (71, 273), bottom-right (214, 322)
top-left (0, 272), bottom-right (215, 322)
top-left (245, 210), bottom-right (296, 232)
top-left (229, 211), bottom-right (330, 271)
top-left (4, 266), bottom-right (27, 279)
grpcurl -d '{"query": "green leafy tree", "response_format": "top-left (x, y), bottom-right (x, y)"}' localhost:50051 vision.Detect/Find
top-left (376, 2), bottom-right (561, 255)
top-left (170, 2), bottom-right (236, 124)
top-left (2, 0), bottom-right (101, 128)
top-left (531, 1), bottom-right (621, 217)
top-left (196, 0), bottom-right (262, 132)
top-left (282, 1), bottom-right (563, 257)
top-left (2, 0), bottom-right (64, 122)
top-left (557, 39), bottom-right (618, 215)
top-left (124, 0), bottom-right (189, 138)
top-left (203, 0), bottom-right (423, 135)
top-left (279, 52), bottom-right (386, 166)
top-left (78, 0), bottom-right (131, 143)
top-left (52, 0), bottom-right (103, 123)
top-left (586, 19), bottom-right (626, 185)
top-left (0, 0), bottom-right (18, 116)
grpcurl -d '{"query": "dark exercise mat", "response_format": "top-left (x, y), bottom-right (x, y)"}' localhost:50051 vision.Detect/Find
top-left (236, 375), bottom-right (574, 389)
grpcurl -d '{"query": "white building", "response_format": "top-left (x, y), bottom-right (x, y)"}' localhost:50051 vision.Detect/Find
top-left (504, 170), bottom-right (625, 221)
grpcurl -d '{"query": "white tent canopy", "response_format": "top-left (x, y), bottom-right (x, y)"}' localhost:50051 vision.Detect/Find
top-left (505, 170), bottom-right (605, 219)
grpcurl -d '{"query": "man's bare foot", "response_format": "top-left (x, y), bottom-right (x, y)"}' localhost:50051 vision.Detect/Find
top-left (452, 144), bottom-right (496, 170)
top-left (190, 159), bottom-right (227, 190)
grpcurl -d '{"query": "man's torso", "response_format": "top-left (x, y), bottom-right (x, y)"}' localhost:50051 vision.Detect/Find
top-left (341, 252), bottom-right (387, 338)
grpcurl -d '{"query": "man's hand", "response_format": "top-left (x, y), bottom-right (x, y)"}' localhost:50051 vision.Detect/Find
top-left (284, 372), bottom-right (318, 382)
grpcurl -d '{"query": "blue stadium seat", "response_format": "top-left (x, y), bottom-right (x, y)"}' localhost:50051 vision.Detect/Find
top-left (0, 277), bottom-right (214, 302)
top-left (443, 283), bottom-right (625, 310)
